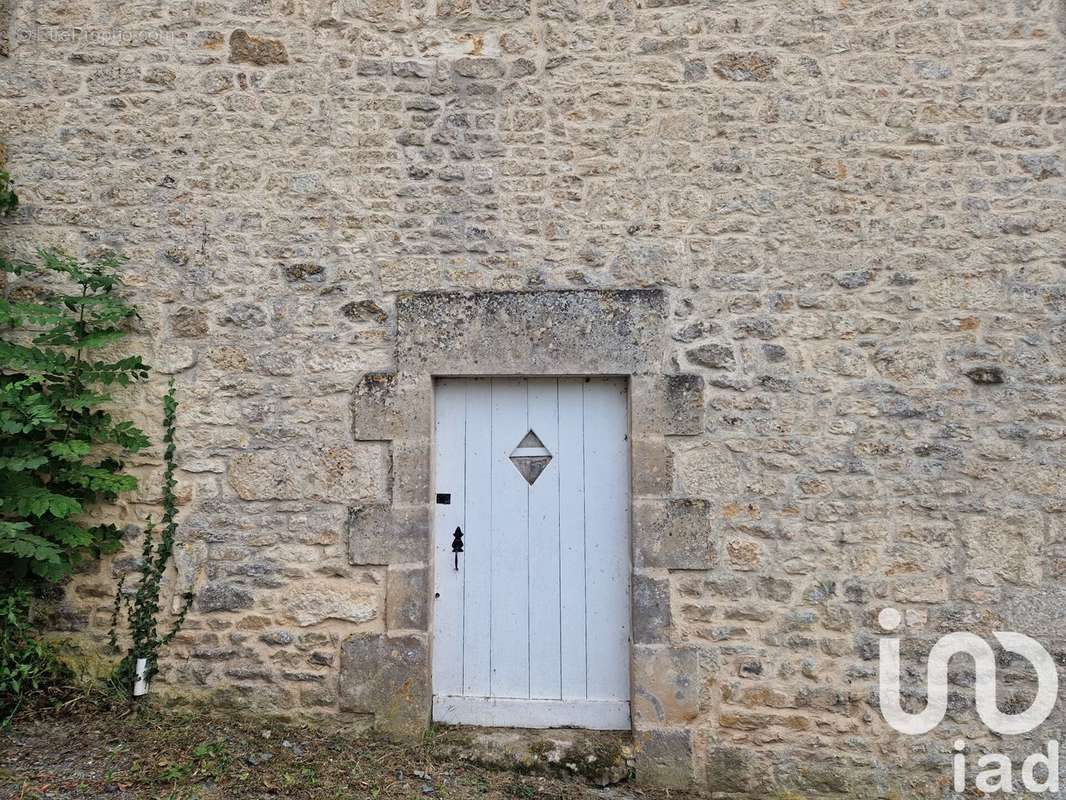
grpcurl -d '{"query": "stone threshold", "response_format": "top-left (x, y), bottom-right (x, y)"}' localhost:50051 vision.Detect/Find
top-left (429, 724), bottom-right (635, 787)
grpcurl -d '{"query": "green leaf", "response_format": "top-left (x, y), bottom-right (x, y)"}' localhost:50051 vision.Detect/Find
top-left (42, 519), bottom-right (95, 549)
top-left (47, 439), bottom-right (92, 461)
top-left (0, 248), bottom-right (149, 590)
top-left (0, 455), bottom-right (49, 471)
top-left (0, 524), bottom-right (63, 564)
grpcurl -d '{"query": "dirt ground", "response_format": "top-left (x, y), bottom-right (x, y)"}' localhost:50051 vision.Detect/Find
top-left (0, 696), bottom-right (699, 800)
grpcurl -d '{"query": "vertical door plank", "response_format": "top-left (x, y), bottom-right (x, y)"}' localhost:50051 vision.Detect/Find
top-left (582, 379), bottom-right (631, 702)
top-left (557, 379), bottom-right (588, 700)
top-left (527, 378), bottom-right (562, 700)
top-left (462, 380), bottom-right (493, 697)
top-left (432, 379), bottom-right (466, 697)
top-left (489, 378), bottom-right (531, 698)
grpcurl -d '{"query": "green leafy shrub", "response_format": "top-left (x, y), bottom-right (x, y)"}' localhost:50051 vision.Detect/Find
top-left (110, 382), bottom-right (194, 695)
top-left (0, 589), bottom-right (64, 722)
top-left (0, 250), bottom-right (150, 585)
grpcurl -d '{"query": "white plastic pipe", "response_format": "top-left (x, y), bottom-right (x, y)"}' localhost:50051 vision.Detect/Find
top-left (133, 657), bottom-right (149, 696)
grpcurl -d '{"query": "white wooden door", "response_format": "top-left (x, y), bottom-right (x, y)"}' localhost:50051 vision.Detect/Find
top-left (432, 377), bottom-right (631, 730)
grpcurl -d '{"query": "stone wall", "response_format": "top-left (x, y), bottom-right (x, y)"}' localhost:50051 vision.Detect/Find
top-left (2, 0), bottom-right (1066, 795)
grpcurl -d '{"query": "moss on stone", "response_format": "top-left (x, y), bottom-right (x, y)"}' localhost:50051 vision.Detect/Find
top-left (558, 736), bottom-right (630, 786)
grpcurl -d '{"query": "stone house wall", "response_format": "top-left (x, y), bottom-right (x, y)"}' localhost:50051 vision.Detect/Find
top-left (1, 0), bottom-right (1065, 794)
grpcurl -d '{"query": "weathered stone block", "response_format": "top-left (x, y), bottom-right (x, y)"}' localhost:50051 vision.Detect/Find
top-left (198, 583), bottom-right (254, 613)
top-left (228, 30), bottom-right (288, 66)
top-left (726, 538), bottom-right (762, 571)
top-left (610, 241), bottom-right (679, 286)
top-left (871, 343), bottom-right (938, 381)
top-left (392, 61), bottom-right (432, 78)
top-left (340, 0), bottom-right (402, 22)
top-left (633, 437), bottom-right (673, 496)
top-left (630, 375), bottom-right (660, 438)
top-left (386, 565), bottom-right (428, 631)
top-left (632, 572), bottom-right (671, 644)
top-left (453, 58), bottom-right (506, 79)
top-left (170, 306), bottom-right (209, 338)
top-left (351, 372), bottom-right (396, 441)
top-left (706, 747), bottom-right (753, 794)
top-left (347, 504), bottom-right (428, 565)
top-left (964, 365), bottom-right (1005, 384)
top-left (1019, 154), bottom-right (1063, 180)
top-left (633, 646), bottom-right (699, 724)
top-left (687, 343), bottom-right (734, 369)
top-left (391, 439), bottom-right (431, 505)
top-left (476, 0), bottom-right (530, 18)
top-left (228, 445), bottom-right (387, 503)
top-left (684, 58), bottom-right (707, 81)
top-left (675, 443), bottom-right (741, 497)
top-left (339, 633), bottom-right (429, 736)
top-left (633, 728), bottom-right (693, 788)
top-left (630, 374), bottom-right (705, 439)
top-left (341, 300), bottom-right (387, 323)
top-left (663, 374), bottom-right (704, 435)
top-left (283, 580), bottom-right (380, 627)
top-left (713, 52), bottom-right (778, 81)
top-left (634, 499), bottom-right (715, 569)
top-left (396, 291), bottom-right (666, 376)
top-left (957, 513), bottom-right (1043, 588)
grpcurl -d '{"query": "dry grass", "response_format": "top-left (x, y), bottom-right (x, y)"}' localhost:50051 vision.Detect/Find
top-left (0, 692), bottom-right (696, 800)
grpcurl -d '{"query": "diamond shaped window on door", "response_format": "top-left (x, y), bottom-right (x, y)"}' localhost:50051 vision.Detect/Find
top-left (510, 430), bottom-right (552, 485)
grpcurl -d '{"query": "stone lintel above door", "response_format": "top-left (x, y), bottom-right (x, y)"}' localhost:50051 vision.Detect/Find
top-left (344, 287), bottom-right (707, 780)
top-left (395, 289), bottom-right (668, 376)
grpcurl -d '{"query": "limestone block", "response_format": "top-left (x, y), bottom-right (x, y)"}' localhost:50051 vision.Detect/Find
top-left (633, 728), bottom-right (694, 788)
top-left (632, 572), bottom-right (671, 644)
top-left (347, 504), bottom-right (428, 565)
top-left (283, 581), bottom-right (380, 627)
top-left (170, 306), bottom-right (209, 338)
top-left (633, 437), bottom-right (674, 497)
top-left (629, 375), bottom-right (659, 439)
top-left (705, 747), bottom-right (755, 794)
top-left (228, 30), bottom-right (288, 65)
top-left (474, 0), bottom-right (529, 20)
top-left (958, 513), bottom-right (1044, 587)
top-left (386, 565), bottom-right (428, 631)
top-left (630, 374), bottom-right (702, 438)
top-left (228, 445), bottom-right (387, 503)
top-left (339, 633), bottom-right (430, 736)
top-left (198, 583), bottom-right (255, 613)
top-left (633, 646), bottom-right (699, 724)
top-left (452, 58), bottom-right (506, 79)
top-left (687, 343), bottom-right (735, 369)
top-left (676, 443), bottom-right (741, 497)
top-left (351, 372), bottom-right (397, 441)
top-left (634, 499), bottom-right (715, 569)
top-left (726, 539), bottom-right (763, 571)
top-left (340, 0), bottom-right (403, 23)
top-left (713, 53), bottom-right (778, 81)
top-left (663, 374), bottom-right (704, 435)
top-left (392, 438), bottom-right (431, 505)
top-left (396, 290), bottom-right (667, 376)
top-left (871, 343), bottom-right (938, 382)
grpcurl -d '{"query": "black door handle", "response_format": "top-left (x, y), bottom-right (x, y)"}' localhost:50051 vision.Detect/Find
top-left (451, 526), bottom-right (464, 570)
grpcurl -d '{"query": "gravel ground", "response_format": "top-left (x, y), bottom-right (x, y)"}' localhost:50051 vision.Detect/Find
top-left (0, 696), bottom-right (698, 800)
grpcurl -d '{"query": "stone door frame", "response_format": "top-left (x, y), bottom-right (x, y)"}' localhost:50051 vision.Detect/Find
top-left (344, 289), bottom-right (706, 766)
